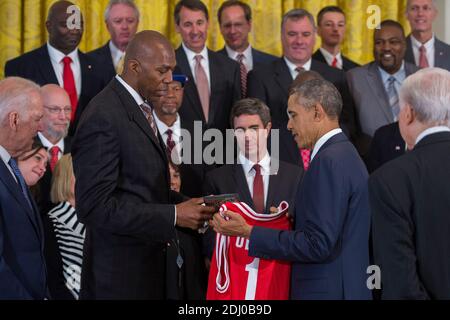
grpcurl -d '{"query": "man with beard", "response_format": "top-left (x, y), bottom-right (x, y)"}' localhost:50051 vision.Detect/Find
top-left (347, 20), bottom-right (419, 157)
top-left (5, 0), bottom-right (109, 135)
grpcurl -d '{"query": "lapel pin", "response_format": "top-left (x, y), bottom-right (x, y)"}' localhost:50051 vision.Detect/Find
top-left (395, 146), bottom-right (401, 151)
top-left (88, 65), bottom-right (92, 69)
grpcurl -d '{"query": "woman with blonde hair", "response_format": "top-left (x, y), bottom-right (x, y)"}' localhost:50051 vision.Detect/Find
top-left (48, 154), bottom-right (85, 300)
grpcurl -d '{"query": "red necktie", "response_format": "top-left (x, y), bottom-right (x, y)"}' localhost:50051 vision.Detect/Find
top-left (252, 164), bottom-right (264, 213)
top-left (237, 53), bottom-right (248, 98)
top-left (62, 57), bottom-right (78, 123)
top-left (49, 146), bottom-right (60, 172)
top-left (300, 149), bottom-right (311, 171)
top-left (331, 57), bottom-right (338, 68)
top-left (419, 45), bottom-right (429, 68)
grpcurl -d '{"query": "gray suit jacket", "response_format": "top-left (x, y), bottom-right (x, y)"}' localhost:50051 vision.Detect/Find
top-left (405, 35), bottom-right (450, 71)
top-left (347, 61), bottom-right (419, 138)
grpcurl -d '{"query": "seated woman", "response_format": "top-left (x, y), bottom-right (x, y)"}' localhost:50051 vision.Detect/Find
top-left (48, 154), bottom-right (85, 300)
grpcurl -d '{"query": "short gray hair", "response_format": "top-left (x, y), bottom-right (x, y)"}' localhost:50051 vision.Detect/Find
top-left (0, 77), bottom-right (41, 124)
top-left (290, 79), bottom-right (342, 120)
top-left (230, 98), bottom-right (272, 128)
top-left (399, 68), bottom-right (450, 126)
top-left (104, 0), bottom-right (140, 22)
top-left (281, 8), bottom-right (316, 31)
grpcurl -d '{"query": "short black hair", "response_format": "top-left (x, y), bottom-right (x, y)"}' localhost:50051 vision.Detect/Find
top-left (217, 0), bottom-right (251, 24)
top-left (375, 19), bottom-right (406, 39)
top-left (174, 0), bottom-right (209, 25)
top-left (317, 6), bottom-right (345, 26)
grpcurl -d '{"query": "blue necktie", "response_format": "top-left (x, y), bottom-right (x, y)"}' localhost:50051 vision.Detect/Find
top-left (8, 158), bottom-right (33, 211)
top-left (387, 76), bottom-right (400, 120)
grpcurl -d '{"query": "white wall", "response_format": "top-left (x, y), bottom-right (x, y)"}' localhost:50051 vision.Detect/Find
top-left (434, 0), bottom-right (450, 44)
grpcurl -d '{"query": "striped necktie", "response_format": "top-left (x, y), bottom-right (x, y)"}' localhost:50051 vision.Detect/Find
top-left (237, 53), bottom-right (248, 98)
top-left (387, 76), bottom-right (400, 120)
top-left (139, 101), bottom-right (159, 140)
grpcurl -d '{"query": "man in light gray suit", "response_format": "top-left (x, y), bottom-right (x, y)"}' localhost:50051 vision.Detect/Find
top-left (347, 20), bottom-right (418, 156)
top-left (404, 0), bottom-right (450, 71)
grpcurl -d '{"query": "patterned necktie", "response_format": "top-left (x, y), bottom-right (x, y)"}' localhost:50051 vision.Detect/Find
top-left (300, 149), bottom-right (311, 171)
top-left (237, 53), bottom-right (248, 98)
top-left (139, 102), bottom-right (159, 140)
top-left (8, 158), bottom-right (33, 210)
top-left (252, 164), bottom-right (264, 213)
top-left (49, 146), bottom-right (60, 172)
top-left (419, 45), bottom-right (429, 68)
top-left (62, 56), bottom-right (78, 123)
top-left (331, 57), bottom-right (338, 68)
top-left (116, 54), bottom-right (125, 74)
top-left (166, 129), bottom-right (176, 160)
top-left (194, 55), bottom-right (210, 122)
top-left (387, 76), bottom-right (400, 120)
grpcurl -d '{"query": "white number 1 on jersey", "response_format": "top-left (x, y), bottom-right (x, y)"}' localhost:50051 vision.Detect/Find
top-left (245, 258), bottom-right (260, 300)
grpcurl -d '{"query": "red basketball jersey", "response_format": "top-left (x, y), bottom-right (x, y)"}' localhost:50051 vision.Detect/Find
top-left (207, 201), bottom-right (291, 300)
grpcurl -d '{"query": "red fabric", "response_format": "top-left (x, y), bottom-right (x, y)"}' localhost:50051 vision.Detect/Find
top-left (49, 146), bottom-right (60, 172)
top-left (300, 148), bottom-right (311, 171)
top-left (62, 57), bottom-right (78, 123)
top-left (252, 164), bottom-right (264, 213)
top-left (331, 57), bottom-right (338, 68)
top-left (207, 201), bottom-right (291, 300)
top-left (419, 45), bottom-right (429, 68)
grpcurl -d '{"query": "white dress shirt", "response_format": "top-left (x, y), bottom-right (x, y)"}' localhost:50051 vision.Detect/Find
top-left (38, 132), bottom-right (65, 161)
top-left (284, 56), bottom-right (312, 80)
top-left (319, 48), bottom-right (343, 69)
top-left (225, 44), bottom-right (253, 72)
top-left (153, 111), bottom-right (182, 160)
top-left (415, 126), bottom-right (450, 146)
top-left (0, 145), bottom-right (17, 183)
top-left (47, 42), bottom-right (81, 97)
top-left (238, 152), bottom-right (271, 207)
top-left (182, 43), bottom-right (211, 90)
top-left (310, 128), bottom-right (343, 162)
top-left (411, 34), bottom-right (435, 68)
top-left (109, 40), bottom-right (125, 71)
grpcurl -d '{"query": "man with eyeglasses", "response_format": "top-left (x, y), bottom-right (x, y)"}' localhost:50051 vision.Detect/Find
top-left (405, 0), bottom-right (450, 71)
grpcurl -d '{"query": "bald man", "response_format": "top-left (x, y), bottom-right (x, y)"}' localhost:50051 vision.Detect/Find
top-left (5, 0), bottom-right (109, 136)
top-left (72, 30), bottom-right (216, 299)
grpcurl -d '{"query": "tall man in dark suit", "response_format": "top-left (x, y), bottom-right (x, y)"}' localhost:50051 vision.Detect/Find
top-left (312, 6), bottom-right (359, 71)
top-left (247, 9), bottom-right (357, 167)
top-left (173, 0), bottom-right (241, 197)
top-left (4, 0), bottom-right (109, 136)
top-left (203, 98), bottom-right (303, 258)
top-left (88, 0), bottom-right (140, 80)
top-left (217, 0), bottom-right (277, 96)
top-left (405, 0), bottom-right (450, 71)
top-left (72, 31), bottom-right (215, 299)
top-left (213, 79), bottom-right (371, 300)
top-left (0, 77), bottom-right (47, 299)
top-left (370, 67), bottom-right (450, 299)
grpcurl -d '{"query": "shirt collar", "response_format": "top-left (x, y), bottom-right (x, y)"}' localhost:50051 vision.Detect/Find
top-left (153, 112), bottom-right (181, 138)
top-left (47, 42), bottom-right (78, 64)
top-left (283, 57), bottom-right (312, 79)
top-left (238, 152), bottom-right (271, 175)
top-left (411, 34), bottom-right (435, 51)
top-left (378, 61), bottom-right (406, 85)
top-left (319, 48), bottom-right (342, 66)
top-left (38, 132), bottom-right (65, 152)
top-left (415, 126), bottom-right (450, 145)
top-left (115, 74), bottom-right (144, 106)
top-left (109, 40), bottom-right (125, 62)
top-left (311, 128), bottom-right (343, 162)
top-left (225, 44), bottom-right (252, 60)
top-left (0, 145), bottom-right (12, 165)
top-left (182, 42), bottom-right (209, 63)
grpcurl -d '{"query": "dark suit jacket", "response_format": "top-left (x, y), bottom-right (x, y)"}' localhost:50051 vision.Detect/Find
top-left (217, 46), bottom-right (278, 70)
top-left (175, 46), bottom-right (241, 197)
top-left (202, 159), bottom-right (303, 258)
top-left (247, 58), bottom-right (357, 166)
top-left (312, 49), bottom-right (360, 71)
top-left (0, 159), bottom-right (47, 299)
top-left (405, 35), bottom-right (450, 71)
top-left (249, 133), bottom-right (371, 300)
top-left (87, 41), bottom-right (117, 82)
top-left (72, 78), bottom-right (181, 299)
top-left (367, 122), bottom-right (405, 173)
top-left (4, 44), bottom-right (110, 135)
top-left (370, 132), bottom-right (450, 299)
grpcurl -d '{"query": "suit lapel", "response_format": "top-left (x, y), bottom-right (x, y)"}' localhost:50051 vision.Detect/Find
top-left (367, 62), bottom-right (393, 122)
top-left (38, 45), bottom-right (59, 85)
top-left (233, 164), bottom-right (254, 208)
top-left (405, 36), bottom-right (416, 65)
top-left (208, 50), bottom-right (220, 125)
top-left (434, 39), bottom-right (448, 69)
top-left (274, 59), bottom-right (292, 98)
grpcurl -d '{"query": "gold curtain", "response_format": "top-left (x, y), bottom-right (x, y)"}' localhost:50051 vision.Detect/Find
top-left (0, 0), bottom-right (409, 79)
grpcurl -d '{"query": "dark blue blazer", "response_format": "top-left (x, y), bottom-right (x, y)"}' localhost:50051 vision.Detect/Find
top-left (249, 133), bottom-right (372, 300)
top-left (217, 46), bottom-right (278, 70)
top-left (4, 44), bottom-right (110, 135)
top-left (87, 41), bottom-right (116, 82)
top-left (0, 160), bottom-right (47, 299)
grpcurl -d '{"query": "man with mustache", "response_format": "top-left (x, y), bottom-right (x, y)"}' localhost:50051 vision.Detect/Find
top-left (347, 20), bottom-right (419, 158)
top-left (5, 0), bottom-right (109, 136)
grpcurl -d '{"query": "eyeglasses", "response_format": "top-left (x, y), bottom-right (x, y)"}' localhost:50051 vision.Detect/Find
top-left (44, 105), bottom-right (72, 115)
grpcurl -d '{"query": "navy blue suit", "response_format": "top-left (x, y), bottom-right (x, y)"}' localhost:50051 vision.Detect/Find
top-left (248, 133), bottom-right (371, 299)
top-left (87, 41), bottom-right (116, 82)
top-left (0, 160), bottom-right (47, 299)
top-left (217, 46), bottom-right (278, 70)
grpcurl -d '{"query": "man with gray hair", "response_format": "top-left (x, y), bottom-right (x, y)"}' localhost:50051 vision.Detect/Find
top-left (0, 77), bottom-right (47, 299)
top-left (370, 67), bottom-right (450, 299)
top-left (88, 0), bottom-right (140, 79)
top-left (247, 8), bottom-right (357, 168)
top-left (213, 79), bottom-right (371, 300)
